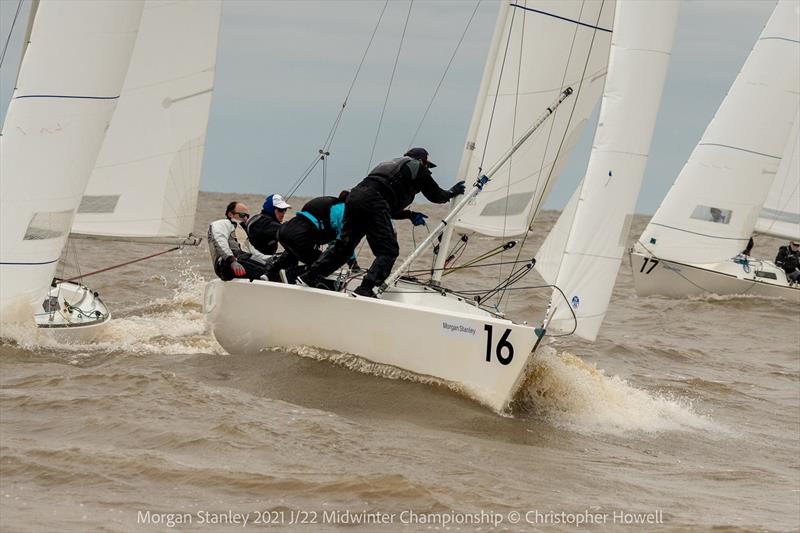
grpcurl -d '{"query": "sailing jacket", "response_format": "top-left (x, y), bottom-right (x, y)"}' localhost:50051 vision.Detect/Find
top-left (775, 245), bottom-right (800, 273)
top-left (246, 212), bottom-right (282, 255)
top-left (293, 196), bottom-right (346, 244)
top-left (207, 218), bottom-right (269, 266)
top-left (359, 157), bottom-right (453, 216)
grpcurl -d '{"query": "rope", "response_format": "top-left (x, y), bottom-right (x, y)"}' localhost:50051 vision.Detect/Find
top-left (285, 0), bottom-right (390, 200)
top-left (407, 0), bottom-right (482, 147)
top-left (0, 0), bottom-right (23, 69)
top-left (60, 246), bottom-right (183, 282)
top-left (367, 0), bottom-right (414, 171)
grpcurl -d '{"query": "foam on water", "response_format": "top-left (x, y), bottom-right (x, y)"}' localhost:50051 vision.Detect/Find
top-left (518, 348), bottom-right (723, 436)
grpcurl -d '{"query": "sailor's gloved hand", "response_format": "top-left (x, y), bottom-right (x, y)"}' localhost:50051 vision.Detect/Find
top-left (449, 180), bottom-right (466, 198)
top-left (411, 212), bottom-right (428, 226)
top-left (230, 260), bottom-right (246, 277)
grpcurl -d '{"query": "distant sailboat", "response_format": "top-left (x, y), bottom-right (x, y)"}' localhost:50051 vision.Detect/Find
top-left (630, 0), bottom-right (800, 299)
top-left (204, 0), bottom-right (679, 412)
top-left (0, 0), bottom-right (145, 334)
top-left (0, 0), bottom-right (221, 338)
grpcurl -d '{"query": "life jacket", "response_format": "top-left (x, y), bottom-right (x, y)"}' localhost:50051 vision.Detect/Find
top-left (361, 157), bottom-right (425, 212)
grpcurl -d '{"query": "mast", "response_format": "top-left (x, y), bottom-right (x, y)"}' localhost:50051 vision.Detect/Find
top-left (14, 0), bottom-right (39, 87)
top-left (433, 1), bottom-right (510, 284)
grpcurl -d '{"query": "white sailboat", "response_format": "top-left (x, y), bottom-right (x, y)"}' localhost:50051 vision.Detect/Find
top-left (0, 0), bottom-right (221, 337)
top-left (0, 0), bottom-right (145, 333)
top-left (204, 0), bottom-right (679, 412)
top-left (630, 0), bottom-right (800, 300)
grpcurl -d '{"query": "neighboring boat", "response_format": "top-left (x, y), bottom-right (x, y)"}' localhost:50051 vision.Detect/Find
top-left (0, 0), bottom-right (144, 330)
top-left (630, 0), bottom-right (800, 300)
top-left (0, 0), bottom-right (221, 336)
top-left (204, 0), bottom-right (679, 412)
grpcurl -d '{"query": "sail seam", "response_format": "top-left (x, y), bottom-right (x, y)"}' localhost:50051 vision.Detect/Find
top-left (697, 142), bottom-right (781, 160)
top-left (0, 259), bottom-right (59, 265)
top-left (509, 4), bottom-right (612, 33)
top-left (14, 94), bottom-right (120, 100)
top-left (649, 222), bottom-right (750, 241)
top-left (759, 36), bottom-right (800, 44)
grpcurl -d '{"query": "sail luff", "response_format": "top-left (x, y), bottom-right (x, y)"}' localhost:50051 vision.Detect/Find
top-left (0, 0), bottom-right (145, 321)
top-left (433, 1), bottom-right (512, 283)
top-left (544, 0), bottom-right (680, 341)
top-left (755, 108), bottom-right (800, 241)
top-left (637, 0), bottom-right (800, 264)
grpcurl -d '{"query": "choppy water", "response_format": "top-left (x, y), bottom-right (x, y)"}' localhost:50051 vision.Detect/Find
top-left (1, 192), bottom-right (798, 532)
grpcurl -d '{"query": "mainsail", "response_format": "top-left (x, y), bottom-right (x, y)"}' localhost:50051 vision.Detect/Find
top-left (0, 0), bottom-right (144, 319)
top-left (755, 109), bottom-right (800, 241)
top-left (452, 0), bottom-right (616, 238)
top-left (538, 0), bottom-right (680, 341)
top-left (70, 0), bottom-right (222, 244)
top-left (637, 0), bottom-right (800, 264)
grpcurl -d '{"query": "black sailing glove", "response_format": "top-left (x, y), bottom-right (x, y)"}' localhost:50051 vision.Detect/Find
top-left (449, 180), bottom-right (466, 198)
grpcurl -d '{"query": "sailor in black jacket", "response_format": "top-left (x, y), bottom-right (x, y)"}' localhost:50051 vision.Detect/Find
top-left (264, 192), bottom-right (350, 283)
top-left (245, 193), bottom-right (290, 255)
top-left (775, 240), bottom-right (800, 283)
top-left (299, 148), bottom-right (465, 297)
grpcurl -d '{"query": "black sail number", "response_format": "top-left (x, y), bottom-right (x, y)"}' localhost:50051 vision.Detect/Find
top-left (484, 324), bottom-right (514, 365)
top-left (640, 257), bottom-right (659, 274)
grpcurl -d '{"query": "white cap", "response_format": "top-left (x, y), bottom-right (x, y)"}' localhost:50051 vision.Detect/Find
top-left (272, 194), bottom-right (291, 210)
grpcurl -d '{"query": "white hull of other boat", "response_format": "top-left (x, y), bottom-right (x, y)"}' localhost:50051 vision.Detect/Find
top-left (203, 278), bottom-right (540, 412)
top-left (629, 246), bottom-right (800, 300)
top-left (34, 280), bottom-right (111, 341)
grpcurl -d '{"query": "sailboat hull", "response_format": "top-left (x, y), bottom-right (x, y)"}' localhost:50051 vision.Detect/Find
top-left (203, 279), bottom-right (539, 412)
top-left (34, 281), bottom-right (111, 341)
top-left (629, 249), bottom-right (800, 300)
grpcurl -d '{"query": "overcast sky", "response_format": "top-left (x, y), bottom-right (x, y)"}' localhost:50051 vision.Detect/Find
top-left (0, 0), bottom-right (778, 214)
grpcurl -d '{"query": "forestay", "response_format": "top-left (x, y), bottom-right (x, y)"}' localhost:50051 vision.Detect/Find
top-left (0, 0), bottom-right (144, 319)
top-left (70, 0), bottom-right (222, 244)
top-left (538, 0), bottom-right (679, 341)
top-left (453, 0), bottom-right (615, 238)
top-left (638, 0), bottom-right (800, 264)
top-left (755, 109), bottom-right (800, 241)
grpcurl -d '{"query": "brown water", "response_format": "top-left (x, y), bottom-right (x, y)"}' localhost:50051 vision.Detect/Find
top-left (1, 192), bottom-right (798, 532)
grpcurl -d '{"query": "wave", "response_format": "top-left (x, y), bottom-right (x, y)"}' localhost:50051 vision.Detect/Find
top-left (515, 348), bottom-right (724, 436)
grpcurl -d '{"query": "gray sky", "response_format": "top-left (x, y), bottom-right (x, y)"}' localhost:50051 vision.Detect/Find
top-left (0, 0), bottom-right (777, 214)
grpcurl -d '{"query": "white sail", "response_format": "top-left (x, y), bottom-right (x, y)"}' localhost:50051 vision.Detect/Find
top-left (0, 0), bottom-right (144, 320)
top-left (452, 0), bottom-right (616, 238)
top-left (69, 0), bottom-right (221, 244)
top-left (755, 109), bottom-right (800, 240)
top-left (543, 0), bottom-right (679, 341)
top-left (534, 181), bottom-right (581, 285)
top-left (638, 0), bottom-right (800, 264)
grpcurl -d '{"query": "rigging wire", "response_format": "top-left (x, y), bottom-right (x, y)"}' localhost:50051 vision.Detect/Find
top-left (366, 0), bottom-right (414, 172)
top-left (285, 0), bottom-right (390, 199)
top-left (407, 0), bottom-right (482, 148)
top-left (0, 0), bottom-right (24, 70)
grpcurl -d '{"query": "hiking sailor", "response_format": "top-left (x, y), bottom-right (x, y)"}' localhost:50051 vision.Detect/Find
top-left (207, 201), bottom-right (269, 281)
top-left (775, 240), bottom-right (800, 284)
top-left (298, 147), bottom-right (465, 297)
top-left (246, 193), bottom-right (291, 255)
top-left (263, 191), bottom-right (357, 283)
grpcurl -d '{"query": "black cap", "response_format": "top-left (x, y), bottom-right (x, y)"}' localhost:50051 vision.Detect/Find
top-left (404, 147), bottom-right (437, 168)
